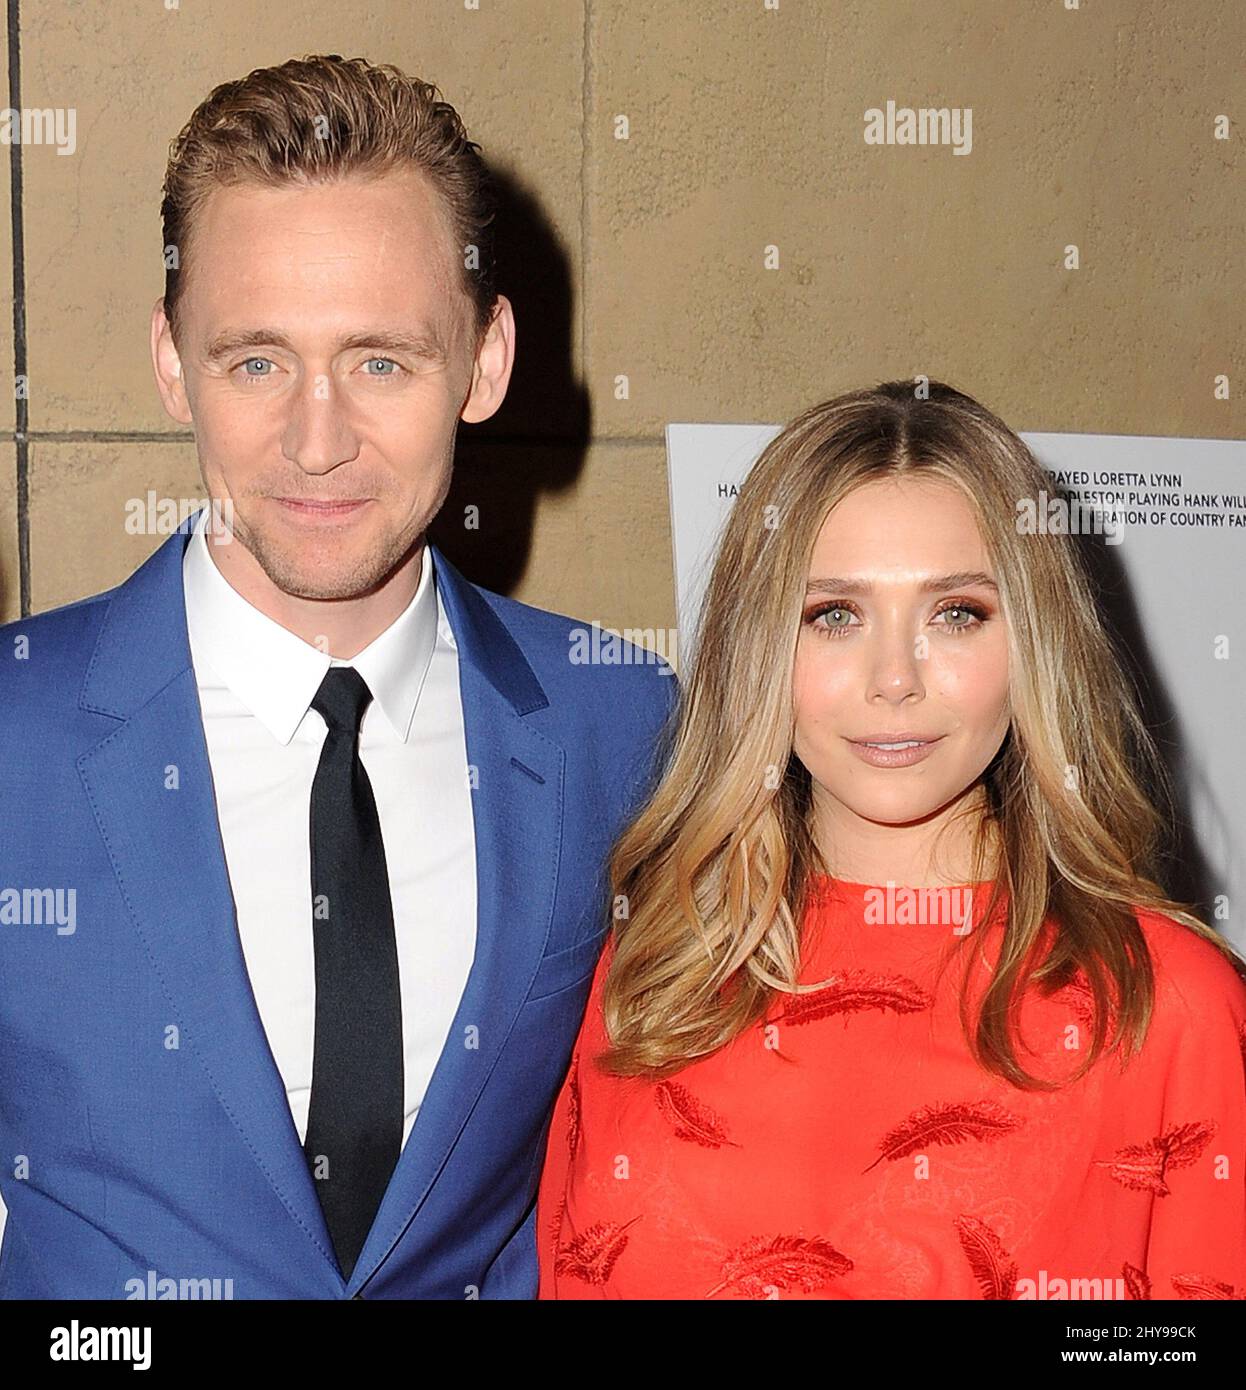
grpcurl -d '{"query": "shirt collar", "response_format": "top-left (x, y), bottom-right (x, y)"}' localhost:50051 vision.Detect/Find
top-left (183, 508), bottom-right (442, 745)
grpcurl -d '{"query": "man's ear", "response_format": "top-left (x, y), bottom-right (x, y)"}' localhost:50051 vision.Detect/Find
top-left (151, 298), bottom-right (194, 425)
top-left (460, 295), bottom-right (515, 425)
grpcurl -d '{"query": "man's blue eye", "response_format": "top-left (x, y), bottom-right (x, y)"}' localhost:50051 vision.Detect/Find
top-left (242, 358), bottom-right (271, 375)
top-left (365, 358), bottom-right (399, 375)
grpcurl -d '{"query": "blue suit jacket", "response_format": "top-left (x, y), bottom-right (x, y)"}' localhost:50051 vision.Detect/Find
top-left (0, 519), bottom-right (676, 1299)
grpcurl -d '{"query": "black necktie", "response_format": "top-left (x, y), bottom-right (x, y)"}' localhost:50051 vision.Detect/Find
top-left (303, 666), bottom-right (403, 1282)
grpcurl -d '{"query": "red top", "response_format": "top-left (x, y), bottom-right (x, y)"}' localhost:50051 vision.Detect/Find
top-left (536, 878), bottom-right (1246, 1300)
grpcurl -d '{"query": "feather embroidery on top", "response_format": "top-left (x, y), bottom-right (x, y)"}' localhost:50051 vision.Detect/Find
top-left (547, 1192), bottom-right (568, 1250)
top-left (954, 1215), bottom-right (1018, 1299)
top-left (864, 1099), bottom-right (1023, 1172)
top-left (566, 1053), bottom-right (582, 1161)
top-left (781, 970), bottom-right (932, 1026)
top-left (1123, 1262), bottom-right (1151, 1300)
top-left (1170, 1273), bottom-right (1240, 1300)
top-left (1095, 1120), bottom-right (1216, 1196)
top-left (705, 1234), bottom-right (853, 1299)
top-left (1052, 973), bottom-right (1103, 1029)
top-left (654, 1080), bottom-right (737, 1148)
top-left (553, 1216), bottom-right (641, 1285)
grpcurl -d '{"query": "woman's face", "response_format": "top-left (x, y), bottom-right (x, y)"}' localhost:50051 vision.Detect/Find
top-left (791, 477), bottom-right (1011, 834)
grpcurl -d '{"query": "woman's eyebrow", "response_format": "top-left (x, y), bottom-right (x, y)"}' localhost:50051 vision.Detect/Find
top-left (805, 571), bottom-right (999, 596)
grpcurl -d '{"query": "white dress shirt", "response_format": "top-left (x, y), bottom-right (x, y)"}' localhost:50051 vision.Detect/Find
top-left (179, 511), bottom-right (478, 1153)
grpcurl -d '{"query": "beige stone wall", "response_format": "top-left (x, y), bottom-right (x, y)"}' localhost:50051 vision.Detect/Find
top-left (1, 1), bottom-right (1240, 648)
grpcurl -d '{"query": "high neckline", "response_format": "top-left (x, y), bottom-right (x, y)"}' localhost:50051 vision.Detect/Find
top-left (811, 875), bottom-right (998, 894)
top-left (805, 875), bottom-right (1010, 941)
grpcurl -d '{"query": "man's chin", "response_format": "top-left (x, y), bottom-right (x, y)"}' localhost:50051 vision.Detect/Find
top-left (259, 557), bottom-right (396, 602)
top-left (222, 506), bottom-right (422, 602)
top-left (270, 576), bottom-right (385, 602)
top-left (240, 533), bottom-right (399, 603)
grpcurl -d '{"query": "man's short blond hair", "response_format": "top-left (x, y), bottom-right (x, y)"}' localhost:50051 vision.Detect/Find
top-left (159, 53), bottom-right (498, 345)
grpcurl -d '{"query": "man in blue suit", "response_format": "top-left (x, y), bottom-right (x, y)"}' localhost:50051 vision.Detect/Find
top-left (0, 55), bottom-right (675, 1299)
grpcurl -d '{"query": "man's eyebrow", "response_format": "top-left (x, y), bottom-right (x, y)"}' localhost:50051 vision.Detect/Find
top-left (805, 571), bottom-right (1000, 597)
top-left (203, 327), bottom-right (450, 362)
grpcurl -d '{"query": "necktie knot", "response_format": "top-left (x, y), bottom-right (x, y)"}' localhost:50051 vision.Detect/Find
top-left (311, 666), bottom-right (373, 735)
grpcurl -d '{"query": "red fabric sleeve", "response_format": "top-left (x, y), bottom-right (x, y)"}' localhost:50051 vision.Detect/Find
top-left (536, 935), bottom-right (615, 1297)
top-left (1103, 913), bottom-right (1246, 1299)
top-left (535, 1043), bottom-right (576, 1297)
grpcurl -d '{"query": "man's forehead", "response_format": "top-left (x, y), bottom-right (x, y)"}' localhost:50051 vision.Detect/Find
top-left (197, 165), bottom-right (445, 215)
top-left (176, 170), bottom-right (472, 350)
top-left (190, 169), bottom-right (459, 272)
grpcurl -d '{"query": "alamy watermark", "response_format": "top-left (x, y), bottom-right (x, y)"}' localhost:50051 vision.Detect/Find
top-left (0, 107), bottom-right (76, 156)
top-left (124, 1267), bottom-right (235, 1300)
top-left (568, 620), bottom-right (678, 672)
top-left (124, 492), bottom-right (234, 537)
top-left (862, 882), bottom-right (975, 935)
top-left (50, 1322), bottom-right (150, 1369)
top-left (1016, 1269), bottom-right (1126, 1300)
top-left (864, 101), bottom-right (972, 156)
top-left (0, 887), bottom-right (75, 935)
top-left (1016, 491), bottom-right (1124, 546)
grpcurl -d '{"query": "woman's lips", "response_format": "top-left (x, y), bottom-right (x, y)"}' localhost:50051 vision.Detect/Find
top-left (845, 736), bottom-right (944, 768)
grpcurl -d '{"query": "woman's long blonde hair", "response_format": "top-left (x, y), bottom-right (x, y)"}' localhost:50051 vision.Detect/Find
top-left (599, 379), bottom-right (1246, 1089)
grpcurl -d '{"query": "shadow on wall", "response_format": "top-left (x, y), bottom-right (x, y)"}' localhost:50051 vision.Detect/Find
top-left (1074, 528), bottom-right (1218, 919)
top-left (430, 163), bottom-right (592, 597)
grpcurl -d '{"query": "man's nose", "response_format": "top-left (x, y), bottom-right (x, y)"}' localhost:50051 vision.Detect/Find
top-left (281, 374), bottom-right (362, 475)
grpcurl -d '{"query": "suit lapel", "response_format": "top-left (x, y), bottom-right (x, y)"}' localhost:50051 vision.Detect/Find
top-left (345, 544), bottom-right (564, 1293)
top-left (76, 524), bottom-right (342, 1286)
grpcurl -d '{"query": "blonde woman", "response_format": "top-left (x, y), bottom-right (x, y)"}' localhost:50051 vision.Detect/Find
top-left (536, 380), bottom-right (1246, 1300)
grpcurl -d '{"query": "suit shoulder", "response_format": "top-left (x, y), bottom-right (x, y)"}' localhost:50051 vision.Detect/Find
top-left (0, 588), bottom-right (113, 706)
top-left (476, 586), bottom-right (680, 703)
